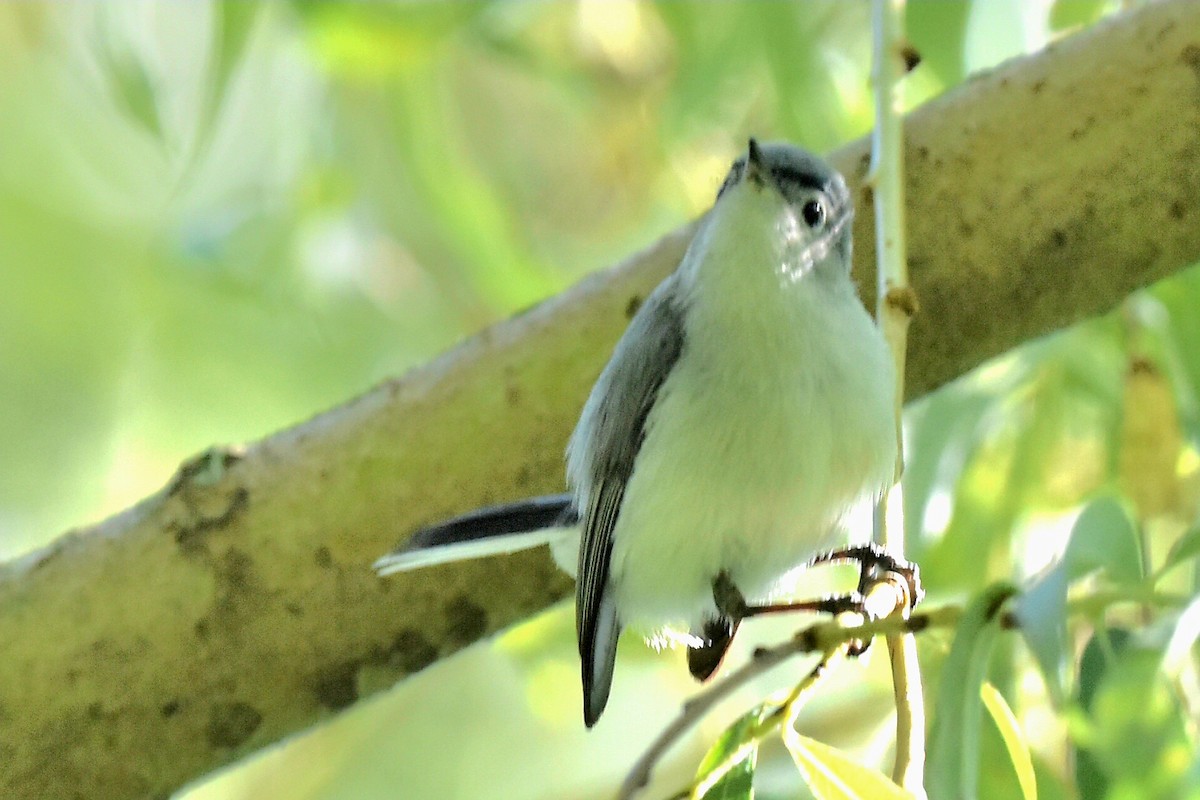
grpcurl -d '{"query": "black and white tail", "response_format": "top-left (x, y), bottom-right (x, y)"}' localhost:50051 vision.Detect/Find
top-left (374, 494), bottom-right (578, 574)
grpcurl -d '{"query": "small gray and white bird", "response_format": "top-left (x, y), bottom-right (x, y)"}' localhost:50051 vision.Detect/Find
top-left (376, 140), bottom-right (899, 727)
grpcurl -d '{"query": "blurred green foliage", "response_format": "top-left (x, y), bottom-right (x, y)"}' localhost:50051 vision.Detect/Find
top-left (3, 1), bottom-right (1199, 799)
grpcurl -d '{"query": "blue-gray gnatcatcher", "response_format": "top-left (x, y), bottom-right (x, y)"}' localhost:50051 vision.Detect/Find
top-left (376, 140), bottom-right (910, 727)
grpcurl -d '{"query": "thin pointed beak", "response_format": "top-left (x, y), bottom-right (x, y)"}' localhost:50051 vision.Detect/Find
top-left (745, 137), bottom-right (765, 183)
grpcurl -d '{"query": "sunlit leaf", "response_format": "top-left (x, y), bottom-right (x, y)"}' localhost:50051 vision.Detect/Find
top-left (1161, 525), bottom-right (1200, 575)
top-left (902, 389), bottom-right (995, 564)
top-left (1118, 354), bottom-right (1184, 519)
top-left (1015, 497), bottom-right (1142, 699)
top-left (1072, 628), bottom-right (1195, 798)
top-left (210, 3), bottom-right (259, 104)
top-left (786, 732), bottom-right (913, 800)
top-left (906, 0), bottom-right (970, 86)
top-left (292, 1), bottom-right (480, 77)
top-left (693, 704), bottom-right (769, 800)
top-left (1163, 595), bottom-right (1200, 678)
top-left (1013, 562), bottom-right (1068, 704)
top-left (962, 0), bottom-right (1030, 74)
top-left (927, 583), bottom-right (1017, 800)
top-left (100, 37), bottom-right (163, 140)
top-left (1063, 496), bottom-right (1142, 585)
top-left (981, 682), bottom-right (1038, 800)
top-left (1073, 628), bottom-right (1128, 799)
top-left (1049, 0), bottom-right (1112, 32)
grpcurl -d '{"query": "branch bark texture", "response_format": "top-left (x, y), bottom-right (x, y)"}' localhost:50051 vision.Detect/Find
top-left (2, 3), bottom-right (1199, 797)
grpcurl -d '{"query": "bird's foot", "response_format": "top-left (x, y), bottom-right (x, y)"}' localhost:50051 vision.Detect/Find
top-left (806, 542), bottom-right (924, 612)
top-left (706, 545), bottom-right (923, 662)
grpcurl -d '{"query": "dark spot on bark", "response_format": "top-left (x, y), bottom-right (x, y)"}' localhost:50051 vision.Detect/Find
top-left (506, 383), bottom-right (521, 406)
top-left (1031, 78), bottom-right (1046, 94)
top-left (444, 596), bottom-right (488, 642)
top-left (625, 295), bottom-right (642, 319)
top-left (195, 618), bottom-right (210, 639)
top-left (161, 700), bottom-right (181, 718)
top-left (916, 145), bottom-right (929, 161)
top-left (207, 701), bottom-right (262, 749)
top-left (1069, 115), bottom-right (1096, 141)
top-left (313, 661), bottom-right (361, 710)
top-left (87, 702), bottom-right (103, 720)
top-left (1051, 228), bottom-right (1067, 248)
top-left (515, 464), bottom-right (533, 489)
top-left (389, 629), bottom-right (440, 673)
top-left (1183, 44), bottom-right (1200, 82)
top-left (958, 221), bottom-right (974, 237)
top-left (216, 547), bottom-right (253, 595)
top-left (314, 546), bottom-right (333, 569)
top-left (167, 447), bottom-right (250, 554)
top-left (172, 486), bottom-right (250, 555)
top-left (167, 448), bottom-right (244, 496)
top-left (900, 42), bottom-right (921, 72)
top-left (861, 184), bottom-right (874, 207)
top-left (285, 602), bottom-right (304, 617)
top-left (1169, 199), bottom-right (1186, 220)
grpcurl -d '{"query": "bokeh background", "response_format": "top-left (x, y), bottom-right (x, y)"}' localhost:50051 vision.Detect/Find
top-left (3, 1), bottom-right (1198, 798)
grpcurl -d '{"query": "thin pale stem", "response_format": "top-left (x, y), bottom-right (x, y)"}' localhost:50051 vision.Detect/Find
top-left (869, 0), bottom-right (926, 794)
top-left (618, 605), bottom-right (962, 799)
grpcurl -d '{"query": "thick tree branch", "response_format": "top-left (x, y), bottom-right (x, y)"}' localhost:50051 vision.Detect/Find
top-left (2, 2), bottom-right (1199, 797)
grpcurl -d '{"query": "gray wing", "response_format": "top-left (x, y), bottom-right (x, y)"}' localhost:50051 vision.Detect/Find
top-left (566, 276), bottom-right (686, 726)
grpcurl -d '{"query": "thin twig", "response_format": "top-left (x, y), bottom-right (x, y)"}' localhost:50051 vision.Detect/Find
top-left (677, 648), bottom-right (846, 800)
top-left (618, 605), bottom-right (962, 799)
top-left (868, 0), bottom-right (926, 794)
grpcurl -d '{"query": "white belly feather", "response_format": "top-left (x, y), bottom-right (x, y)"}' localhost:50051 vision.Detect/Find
top-left (607, 279), bottom-right (896, 634)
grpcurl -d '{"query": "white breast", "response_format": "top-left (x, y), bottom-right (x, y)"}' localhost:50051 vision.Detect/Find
top-left (605, 203), bottom-right (897, 635)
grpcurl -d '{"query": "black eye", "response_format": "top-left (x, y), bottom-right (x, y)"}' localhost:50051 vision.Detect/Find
top-left (802, 199), bottom-right (826, 228)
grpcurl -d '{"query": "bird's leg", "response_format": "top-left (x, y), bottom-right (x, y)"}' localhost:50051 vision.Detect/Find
top-left (712, 571), bottom-right (869, 621)
top-left (706, 545), bottom-right (923, 661)
top-left (806, 542), bottom-right (924, 611)
top-left (806, 543), bottom-right (924, 656)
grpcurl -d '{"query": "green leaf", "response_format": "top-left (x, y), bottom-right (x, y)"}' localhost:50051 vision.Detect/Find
top-left (1072, 628), bottom-right (1195, 798)
top-left (1048, 0), bottom-right (1111, 32)
top-left (1161, 525), bottom-right (1200, 575)
top-left (1015, 497), bottom-right (1144, 701)
top-left (1062, 496), bottom-right (1143, 585)
top-left (101, 41), bottom-right (163, 140)
top-left (906, 0), bottom-right (970, 86)
top-left (208, 3), bottom-right (259, 108)
top-left (693, 704), bottom-right (768, 800)
top-left (981, 682), bottom-right (1038, 800)
top-left (926, 583), bottom-right (1017, 800)
top-left (786, 732), bottom-right (914, 800)
top-left (1073, 628), bottom-right (1131, 798)
top-left (1013, 561), bottom-right (1068, 704)
top-left (1163, 595), bottom-right (1200, 678)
